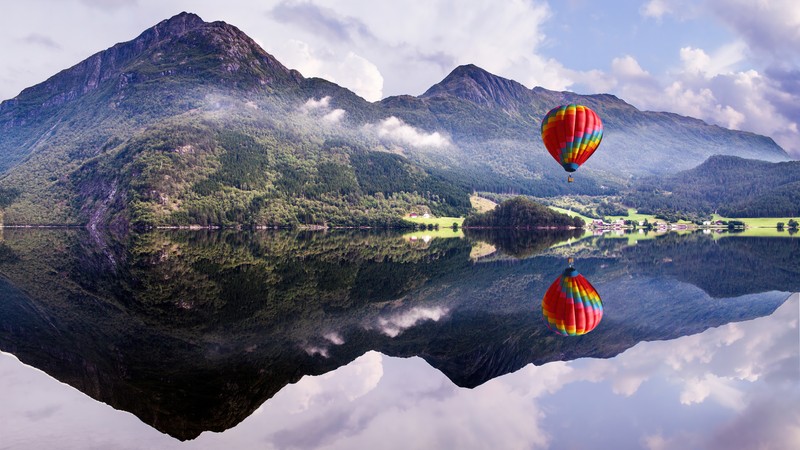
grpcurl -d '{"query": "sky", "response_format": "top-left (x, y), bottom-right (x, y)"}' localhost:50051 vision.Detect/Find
top-left (1, 0), bottom-right (799, 158)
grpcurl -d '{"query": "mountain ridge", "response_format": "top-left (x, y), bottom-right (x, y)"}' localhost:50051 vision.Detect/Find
top-left (1, 12), bottom-right (203, 114)
top-left (0, 12), bottom-right (300, 114)
top-left (0, 12), bottom-right (793, 228)
top-left (421, 64), bottom-right (535, 108)
top-left (625, 154), bottom-right (800, 217)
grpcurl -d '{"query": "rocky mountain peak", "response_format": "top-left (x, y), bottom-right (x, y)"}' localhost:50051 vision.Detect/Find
top-left (0, 12), bottom-right (298, 114)
top-left (421, 64), bottom-right (533, 108)
top-left (152, 11), bottom-right (206, 35)
top-left (121, 11), bottom-right (206, 50)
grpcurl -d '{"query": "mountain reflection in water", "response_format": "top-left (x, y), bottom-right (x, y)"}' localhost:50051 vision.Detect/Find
top-left (0, 229), bottom-right (797, 446)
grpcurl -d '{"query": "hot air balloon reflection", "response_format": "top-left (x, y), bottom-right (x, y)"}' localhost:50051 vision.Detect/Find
top-left (541, 258), bottom-right (603, 336)
top-left (540, 104), bottom-right (603, 183)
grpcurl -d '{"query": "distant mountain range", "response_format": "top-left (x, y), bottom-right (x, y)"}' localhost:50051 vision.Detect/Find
top-left (0, 12), bottom-right (792, 228)
top-left (625, 155), bottom-right (800, 217)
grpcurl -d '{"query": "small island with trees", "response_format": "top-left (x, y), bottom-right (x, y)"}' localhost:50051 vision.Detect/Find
top-left (462, 197), bottom-right (583, 229)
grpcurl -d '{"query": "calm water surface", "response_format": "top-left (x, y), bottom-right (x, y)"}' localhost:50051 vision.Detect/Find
top-left (0, 229), bottom-right (797, 449)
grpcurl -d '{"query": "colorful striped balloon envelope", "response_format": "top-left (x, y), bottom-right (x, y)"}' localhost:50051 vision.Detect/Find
top-left (540, 104), bottom-right (603, 181)
top-left (541, 264), bottom-right (603, 336)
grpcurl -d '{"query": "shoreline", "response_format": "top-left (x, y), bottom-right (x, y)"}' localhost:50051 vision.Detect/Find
top-left (1, 222), bottom-right (794, 232)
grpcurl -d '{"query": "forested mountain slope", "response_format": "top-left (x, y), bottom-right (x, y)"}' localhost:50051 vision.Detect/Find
top-left (625, 155), bottom-right (800, 217)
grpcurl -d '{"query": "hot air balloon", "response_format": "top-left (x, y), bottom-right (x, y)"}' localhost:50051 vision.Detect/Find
top-left (540, 104), bottom-right (603, 183)
top-left (541, 258), bottom-right (603, 336)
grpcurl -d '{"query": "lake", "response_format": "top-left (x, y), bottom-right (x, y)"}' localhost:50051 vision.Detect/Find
top-left (0, 228), bottom-right (798, 449)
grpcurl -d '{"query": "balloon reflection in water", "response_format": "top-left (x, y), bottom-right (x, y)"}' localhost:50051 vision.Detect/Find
top-left (541, 258), bottom-right (603, 336)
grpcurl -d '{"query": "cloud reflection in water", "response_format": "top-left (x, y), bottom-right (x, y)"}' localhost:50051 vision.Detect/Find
top-left (0, 294), bottom-right (797, 449)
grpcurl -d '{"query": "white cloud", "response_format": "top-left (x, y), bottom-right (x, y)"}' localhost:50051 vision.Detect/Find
top-left (303, 345), bottom-right (329, 358)
top-left (626, 2), bottom-right (800, 157)
top-left (662, 81), bottom-right (732, 125)
top-left (679, 42), bottom-right (747, 78)
top-left (705, 391), bottom-right (800, 449)
top-left (375, 306), bottom-right (449, 337)
top-left (640, 0), bottom-right (672, 19)
top-left (367, 116), bottom-right (451, 149)
top-left (680, 374), bottom-right (746, 410)
top-left (571, 68), bottom-right (616, 94)
top-left (277, 39), bottom-right (384, 101)
top-left (612, 55), bottom-right (651, 79)
top-left (271, 354), bottom-right (554, 450)
top-left (680, 47), bottom-right (713, 76)
top-left (521, 57), bottom-right (575, 92)
top-left (301, 332), bottom-right (346, 358)
top-left (706, 0), bottom-right (800, 58)
top-left (333, 351), bottom-right (384, 401)
top-left (324, 332), bottom-right (344, 345)
top-left (611, 374), bottom-right (647, 397)
top-left (303, 96), bottom-right (331, 110)
top-left (267, 0), bottom-right (568, 95)
top-left (322, 108), bottom-right (345, 123)
top-left (339, 52), bottom-right (384, 101)
top-left (509, 361), bottom-right (576, 396)
top-left (280, 39), bottom-right (326, 78)
top-left (679, 376), bottom-right (712, 405)
top-left (300, 96), bottom-right (346, 123)
top-left (277, 40), bottom-right (384, 101)
top-left (283, 351), bottom-right (385, 414)
top-left (642, 433), bottom-right (671, 450)
top-left (0, 351), bottom-right (181, 448)
top-left (640, 0), bottom-right (701, 20)
top-left (584, 48), bottom-right (800, 157)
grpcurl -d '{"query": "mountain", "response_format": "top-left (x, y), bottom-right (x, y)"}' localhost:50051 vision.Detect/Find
top-left (0, 12), bottom-right (469, 228)
top-left (407, 65), bottom-right (789, 188)
top-left (0, 12), bottom-right (300, 171)
top-left (421, 63), bottom-right (535, 108)
top-left (624, 155), bottom-right (800, 217)
top-left (0, 12), bottom-right (792, 228)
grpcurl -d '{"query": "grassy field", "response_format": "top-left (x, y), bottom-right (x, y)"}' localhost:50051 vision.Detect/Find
top-left (711, 214), bottom-right (798, 228)
top-left (470, 195), bottom-right (498, 213)
top-left (405, 215), bottom-right (464, 228)
top-left (547, 206), bottom-right (594, 225)
top-left (469, 241), bottom-right (497, 260)
top-left (709, 228), bottom-right (798, 238)
top-left (402, 227), bottom-right (464, 240)
top-left (546, 206), bottom-right (690, 226)
top-left (601, 228), bottom-right (696, 244)
top-left (604, 208), bottom-right (694, 224)
top-left (596, 208), bottom-right (795, 228)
